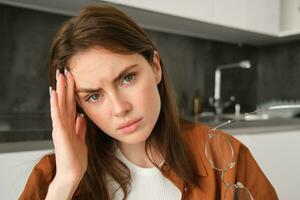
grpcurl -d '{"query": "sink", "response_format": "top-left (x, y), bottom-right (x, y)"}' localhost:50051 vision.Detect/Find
top-left (183, 111), bottom-right (300, 133)
top-left (189, 112), bottom-right (288, 124)
top-left (217, 113), bottom-right (270, 121)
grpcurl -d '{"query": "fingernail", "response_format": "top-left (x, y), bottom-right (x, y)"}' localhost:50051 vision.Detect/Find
top-left (77, 113), bottom-right (84, 118)
top-left (56, 69), bottom-right (59, 80)
top-left (64, 68), bottom-right (68, 76)
top-left (49, 86), bottom-right (52, 97)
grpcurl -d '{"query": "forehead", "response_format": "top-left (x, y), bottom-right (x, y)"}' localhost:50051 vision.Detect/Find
top-left (68, 48), bottom-right (147, 88)
top-left (70, 48), bottom-right (128, 71)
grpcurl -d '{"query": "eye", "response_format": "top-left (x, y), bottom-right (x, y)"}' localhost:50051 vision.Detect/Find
top-left (122, 73), bottom-right (136, 85)
top-left (86, 93), bottom-right (103, 103)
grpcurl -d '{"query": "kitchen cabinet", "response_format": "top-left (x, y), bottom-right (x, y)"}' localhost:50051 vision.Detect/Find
top-left (247, 0), bottom-right (279, 34)
top-left (103, 0), bottom-right (284, 45)
top-left (213, 0), bottom-right (248, 31)
top-left (234, 129), bottom-right (300, 200)
top-left (0, 148), bottom-right (52, 200)
top-left (112, 0), bottom-right (214, 23)
top-left (280, 0), bottom-right (300, 32)
top-left (108, 0), bottom-right (279, 35)
top-left (0, 0), bottom-right (299, 45)
top-left (1, 128), bottom-right (299, 199)
top-left (214, 0), bottom-right (279, 34)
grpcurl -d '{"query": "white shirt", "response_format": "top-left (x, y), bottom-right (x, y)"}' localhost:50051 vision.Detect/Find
top-left (106, 148), bottom-right (182, 200)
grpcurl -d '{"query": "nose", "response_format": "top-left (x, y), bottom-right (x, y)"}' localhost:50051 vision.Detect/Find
top-left (110, 93), bottom-right (132, 117)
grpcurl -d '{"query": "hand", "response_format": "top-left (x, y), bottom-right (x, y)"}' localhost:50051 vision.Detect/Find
top-left (49, 68), bottom-right (87, 186)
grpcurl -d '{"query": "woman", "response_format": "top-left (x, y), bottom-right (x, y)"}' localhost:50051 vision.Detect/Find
top-left (19, 4), bottom-right (278, 200)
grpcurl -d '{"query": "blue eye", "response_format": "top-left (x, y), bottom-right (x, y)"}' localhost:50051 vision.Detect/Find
top-left (86, 93), bottom-right (102, 103)
top-left (122, 73), bottom-right (136, 84)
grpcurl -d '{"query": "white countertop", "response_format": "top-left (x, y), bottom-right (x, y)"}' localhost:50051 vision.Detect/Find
top-left (1, 117), bottom-right (300, 153)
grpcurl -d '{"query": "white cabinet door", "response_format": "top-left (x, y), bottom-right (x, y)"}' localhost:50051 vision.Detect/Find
top-left (110, 0), bottom-right (214, 22)
top-left (213, 0), bottom-right (248, 30)
top-left (213, 0), bottom-right (279, 34)
top-left (0, 149), bottom-right (53, 200)
top-left (111, 0), bottom-right (279, 34)
top-left (280, 0), bottom-right (300, 31)
top-left (247, 0), bottom-right (279, 34)
top-left (235, 130), bottom-right (300, 200)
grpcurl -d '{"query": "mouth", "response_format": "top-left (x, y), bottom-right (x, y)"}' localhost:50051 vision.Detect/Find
top-left (117, 118), bottom-right (143, 133)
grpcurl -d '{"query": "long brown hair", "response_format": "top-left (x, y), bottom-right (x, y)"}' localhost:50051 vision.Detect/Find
top-left (48, 4), bottom-right (199, 199)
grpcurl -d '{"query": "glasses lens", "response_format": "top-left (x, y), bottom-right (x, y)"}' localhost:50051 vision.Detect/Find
top-left (205, 133), bottom-right (234, 170)
top-left (224, 183), bottom-right (253, 200)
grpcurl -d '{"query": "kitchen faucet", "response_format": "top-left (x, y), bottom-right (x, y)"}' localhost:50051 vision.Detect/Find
top-left (209, 60), bottom-right (251, 115)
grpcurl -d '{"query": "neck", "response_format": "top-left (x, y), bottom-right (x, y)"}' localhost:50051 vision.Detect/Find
top-left (118, 141), bottom-right (163, 168)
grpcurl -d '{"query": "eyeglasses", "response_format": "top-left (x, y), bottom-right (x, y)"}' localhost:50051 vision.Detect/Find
top-left (204, 104), bottom-right (300, 200)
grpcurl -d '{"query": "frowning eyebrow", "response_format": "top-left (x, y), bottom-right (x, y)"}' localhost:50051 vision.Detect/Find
top-left (76, 64), bottom-right (139, 95)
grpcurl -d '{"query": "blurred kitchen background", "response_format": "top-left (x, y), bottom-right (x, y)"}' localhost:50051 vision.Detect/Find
top-left (0, 0), bottom-right (300, 199)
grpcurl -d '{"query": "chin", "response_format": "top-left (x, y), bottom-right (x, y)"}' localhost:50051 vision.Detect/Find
top-left (119, 129), bottom-right (152, 145)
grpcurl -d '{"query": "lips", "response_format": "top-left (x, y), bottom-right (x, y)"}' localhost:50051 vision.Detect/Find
top-left (117, 118), bottom-right (143, 130)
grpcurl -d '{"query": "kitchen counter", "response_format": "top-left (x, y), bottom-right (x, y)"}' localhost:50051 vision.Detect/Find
top-left (183, 114), bottom-right (300, 135)
top-left (1, 117), bottom-right (300, 153)
top-left (0, 140), bottom-right (53, 153)
top-left (214, 118), bottom-right (300, 135)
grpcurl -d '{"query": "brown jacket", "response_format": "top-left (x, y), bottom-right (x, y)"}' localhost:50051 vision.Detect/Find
top-left (19, 122), bottom-right (278, 200)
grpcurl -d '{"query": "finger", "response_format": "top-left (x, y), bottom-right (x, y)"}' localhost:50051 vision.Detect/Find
top-left (65, 69), bottom-right (76, 118)
top-left (50, 87), bottom-right (63, 131)
top-left (51, 89), bottom-right (75, 156)
top-left (75, 114), bottom-right (87, 144)
top-left (56, 69), bottom-right (67, 119)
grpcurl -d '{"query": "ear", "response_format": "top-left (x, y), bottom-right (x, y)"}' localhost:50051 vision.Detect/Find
top-left (152, 51), bottom-right (162, 85)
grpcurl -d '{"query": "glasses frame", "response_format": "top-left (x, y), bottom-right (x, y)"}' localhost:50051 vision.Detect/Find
top-left (205, 104), bottom-right (300, 200)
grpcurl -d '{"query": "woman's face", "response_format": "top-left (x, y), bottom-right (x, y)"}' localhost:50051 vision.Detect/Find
top-left (69, 47), bottom-right (162, 146)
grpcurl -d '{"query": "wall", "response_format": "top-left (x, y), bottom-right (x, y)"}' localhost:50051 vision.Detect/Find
top-left (147, 31), bottom-right (256, 115)
top-left (256, 41), bottom-right (300, 103)
top-left (0, 4), bottom-right (255, 116)
top-left (0, 4), bottom-right (300, 142)
top-left (0, 4), bottom-right (67, 114)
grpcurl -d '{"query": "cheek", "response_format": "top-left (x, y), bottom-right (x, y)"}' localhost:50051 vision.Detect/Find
top-left (137, 81), bottom-right (161, 112)
top-left (81, 104), bottom-right (112, 130)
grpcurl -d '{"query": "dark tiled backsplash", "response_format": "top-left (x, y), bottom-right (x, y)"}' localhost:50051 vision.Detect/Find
top-left (0, 113), bottom-right (52, 142)
top-left (0, 4), bottom-right (300, 142)
top-left (0, 113), bottom-right (51, 131)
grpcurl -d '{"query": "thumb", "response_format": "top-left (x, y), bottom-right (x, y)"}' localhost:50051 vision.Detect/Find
top-left (75, 113), bottom-right (87, 144)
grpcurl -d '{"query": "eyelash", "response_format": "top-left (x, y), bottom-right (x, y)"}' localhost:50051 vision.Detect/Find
top-left (85, 72), bottom-right (137, 103)
top-left (122, 72), bottom-right (137, 85)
